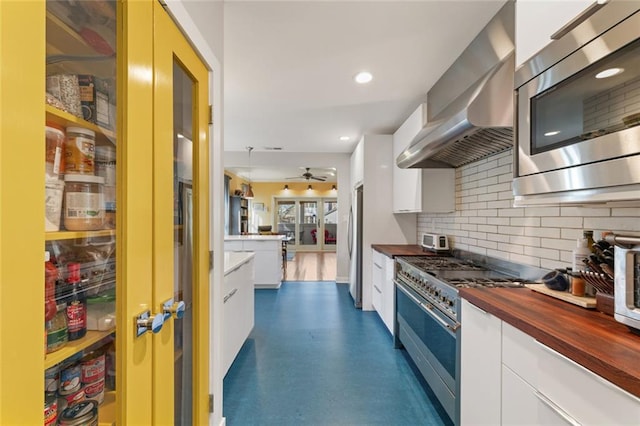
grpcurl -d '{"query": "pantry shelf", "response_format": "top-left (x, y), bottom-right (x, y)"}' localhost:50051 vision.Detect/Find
top-left (45, 229), bottom-right (116, 241)
top-left (44, 329), bottom-right (114, 369)
top-left (46, 105), bottom-right (116, 145)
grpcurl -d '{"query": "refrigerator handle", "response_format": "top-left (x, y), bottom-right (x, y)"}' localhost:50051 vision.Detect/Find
top-left (347, 207), bottom-right (353, 258)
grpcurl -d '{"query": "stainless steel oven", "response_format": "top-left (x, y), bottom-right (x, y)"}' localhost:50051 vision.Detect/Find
top-left (393, 254), bottom-right (538, 425)
top-left (513, 3), bottom-right (640, 205)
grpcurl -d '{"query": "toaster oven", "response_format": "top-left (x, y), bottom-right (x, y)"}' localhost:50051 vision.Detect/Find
top-left (421, 233), bottom-right (449, 253)
top-left (610, 234), bottom-right (640, 333)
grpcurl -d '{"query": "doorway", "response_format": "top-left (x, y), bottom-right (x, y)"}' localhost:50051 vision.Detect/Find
top-left (275, 197), bottom-right (337, 252)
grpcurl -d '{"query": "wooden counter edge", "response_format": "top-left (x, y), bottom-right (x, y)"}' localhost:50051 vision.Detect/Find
top-left (460, 288), bottom-right (640, 399)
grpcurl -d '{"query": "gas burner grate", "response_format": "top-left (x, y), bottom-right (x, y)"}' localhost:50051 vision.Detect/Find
top-left (400, 256), bottom-right (486, 271)
top-left (447, 278), bottom-right (527, 288)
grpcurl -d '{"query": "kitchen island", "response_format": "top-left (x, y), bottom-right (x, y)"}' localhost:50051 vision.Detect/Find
top-left (224, 235), bottom-right (285, 289)
top-left (223, 251), bottom-right (255, 375)
top-left (459, 287), bottom-right (640, 424)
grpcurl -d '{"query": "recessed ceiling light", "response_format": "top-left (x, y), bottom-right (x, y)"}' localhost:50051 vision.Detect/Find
top-left (339, 136), bottom-right (350, 141)
top-left (595, 68), bottom-right (624, 79)
top-left (544, 130), bottom-right (561, 136)
top-left (354, 71), bottom-right (373, 84)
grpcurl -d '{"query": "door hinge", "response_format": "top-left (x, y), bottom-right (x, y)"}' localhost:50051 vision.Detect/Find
top-left (209, 105), bottom-right (213, 125)
top-left (209, 250), bottom-right (214, 271)
top-left (209, 394), bottom-right (214, 413)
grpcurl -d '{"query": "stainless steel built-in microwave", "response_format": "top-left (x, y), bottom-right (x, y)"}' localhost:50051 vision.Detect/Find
top-left (513, 3), bottom-right (640, 206)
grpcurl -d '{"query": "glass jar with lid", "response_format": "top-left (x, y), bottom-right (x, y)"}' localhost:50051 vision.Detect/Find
top-left (46, 302), bottom-right (68, 354)
top-left (63, 174), bottom-right (105, 231)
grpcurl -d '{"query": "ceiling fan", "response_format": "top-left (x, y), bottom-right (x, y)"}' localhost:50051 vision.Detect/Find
top-left (286, 167), bottom-right (327, 182)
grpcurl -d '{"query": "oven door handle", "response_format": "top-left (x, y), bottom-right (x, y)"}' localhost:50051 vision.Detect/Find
top-left (396, 281), bottom-right (460, 333)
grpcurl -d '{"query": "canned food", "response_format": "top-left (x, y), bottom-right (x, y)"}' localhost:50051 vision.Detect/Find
top-left (59, 363), bottom-right (82, 395)
top-left (59, 400), bottom-right (98, 426)
top-left (81, 353), bottom-right (105, 384)
top-left (45, 365), bottom-right (60, 398)
top-left (57, 387), bottom-right (85, 413)
top-left (83, 378), bottom-right (105, 404)
top-left (44, 395), bottom-right (58, 426)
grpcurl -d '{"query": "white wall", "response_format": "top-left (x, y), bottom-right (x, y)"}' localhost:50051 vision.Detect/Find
top-left (417, 149), bottom-right (640, 271)
top-left (224, 150), bottom-right (352, 281)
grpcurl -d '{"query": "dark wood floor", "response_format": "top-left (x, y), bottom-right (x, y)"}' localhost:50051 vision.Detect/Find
top-left (284, 252), bottom-right (337, 281)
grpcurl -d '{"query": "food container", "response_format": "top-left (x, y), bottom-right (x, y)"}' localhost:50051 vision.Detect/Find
top-left (58, 400), bottom-right (98, 426)
top-left (83, 378), bottom-right (105, 404)
top-left (63, 174), bottom-right (105, 231)
top-left (45, 365), bottom-right (60, 398)
top-left (46, 303), bottom-right (68, 354)
top-left (45, 179), bottom-right (65, 232)
top-left (46, 122), bottom-right (65, 180)
top-left (44, 395), bottom-right (58, 426)
top-left (81, 352), bottom-right (105, 384)
top-left (46, 74), bottom-right (82, 117)
top-left (65, 127), bottom-right (95, 175)
top-left (59, 363), bottom-right (82, 395)
top-left (57, 387), bottom-right (86, 414)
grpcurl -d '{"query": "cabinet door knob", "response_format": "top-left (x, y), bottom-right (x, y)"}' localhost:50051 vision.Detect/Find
top-left (136, 310), bottom-right (165, 337)
top-left (163, 299), bottom-right (186, 320)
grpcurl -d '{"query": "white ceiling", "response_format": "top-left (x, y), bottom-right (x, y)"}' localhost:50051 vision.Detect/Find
top-left (223, 0), bottom-right (508, 180)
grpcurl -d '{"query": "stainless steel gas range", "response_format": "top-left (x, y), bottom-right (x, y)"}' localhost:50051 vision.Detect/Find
top-left (393, 254), bottom-right (534, 425)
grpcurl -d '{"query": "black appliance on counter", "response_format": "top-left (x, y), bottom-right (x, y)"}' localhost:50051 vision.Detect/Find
top-left (393, 254), bottom-right (538, 425)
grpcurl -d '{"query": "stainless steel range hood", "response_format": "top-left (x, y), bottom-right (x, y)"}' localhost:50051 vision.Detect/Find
top-left (397, 1), bottom-right (515, 169)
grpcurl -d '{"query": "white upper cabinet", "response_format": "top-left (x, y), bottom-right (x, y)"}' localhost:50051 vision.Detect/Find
top-left (392, 103), bottom-right (454, 213)
top-left (515, 0), bottom-right (592, 67)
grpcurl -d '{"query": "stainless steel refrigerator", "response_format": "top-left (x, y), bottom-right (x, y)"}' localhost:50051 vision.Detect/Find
top-left (348, 185), bottom-right (363, 308)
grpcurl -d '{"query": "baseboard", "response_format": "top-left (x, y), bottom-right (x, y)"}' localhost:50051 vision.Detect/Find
top-left (335, 275), bottom-right (349, 284)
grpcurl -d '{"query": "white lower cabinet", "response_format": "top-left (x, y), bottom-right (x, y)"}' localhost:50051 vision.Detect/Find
top-left (461, 297), bottom-right (640, 425)
top-left (372, 250), bottom-right (383, 313)
top-left (537, 343), bottom-right (640, 425)
top-left (223, 255), bottom-right (255, 375)
top-left (501, 365), bottom-right (539, 425)
top-left (224, 238), bottom-right (283, 288)
top-left (460, 299), bottom-right (502, 425)
top-left (371, 249), bottom-right (396, 335)
top-left (381, 256), bottom-right (395, 333)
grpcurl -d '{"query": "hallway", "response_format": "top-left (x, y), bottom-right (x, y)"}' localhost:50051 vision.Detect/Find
top-left (223, 281), bottom-right (451, 426)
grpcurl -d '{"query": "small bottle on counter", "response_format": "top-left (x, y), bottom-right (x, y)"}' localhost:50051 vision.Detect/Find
top-left (572, 237), bottom-right (591, 272)
top-left (583, 230), bottom-right (595, 253)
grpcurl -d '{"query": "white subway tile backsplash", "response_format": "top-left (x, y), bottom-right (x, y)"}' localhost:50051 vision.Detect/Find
top-left (510, 235), bottom-right (541, 247)
top-left (526, 227), bottom-right (560, 238)
top-left (524, 246), bottom-right (559, 261)
top-left (498, 225), bottom-right (525, 236)
top-left (540, 217), bottom-right (583, 228)
top-left (560, 206), bottom-right (611, 217)
top-left (499, 208), bottom-right (524, 217)
top-left (523, 206), bottom-right (560, 217)
top-left (510, 217), bottom-right (541, 227)
top-left (416, 149), bottom-right (640, 272)
top-left (510, 253), bottom-right (539, 267)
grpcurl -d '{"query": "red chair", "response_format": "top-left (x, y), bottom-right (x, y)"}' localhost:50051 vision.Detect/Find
top-left (311, 229), bottom-right (317, 243)
top-left (324, 230), bottom-right (336, 244)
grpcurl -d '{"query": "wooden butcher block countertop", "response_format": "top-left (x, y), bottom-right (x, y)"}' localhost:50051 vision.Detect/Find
top-left (371, 244), bottom-right (439, 258)
top-left (460, 287), bottom-right (640, 398)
